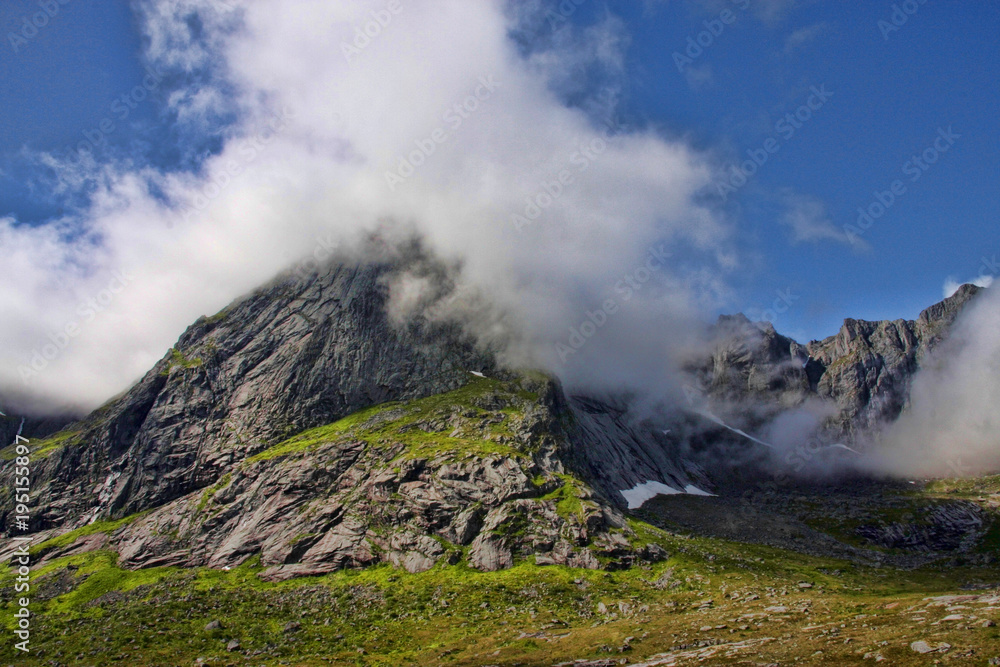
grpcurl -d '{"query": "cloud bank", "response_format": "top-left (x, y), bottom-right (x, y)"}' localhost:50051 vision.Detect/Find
top-left (0, 0), bottom-right (733, 414)
top-left (865, 286), bottom-right (1000, 478)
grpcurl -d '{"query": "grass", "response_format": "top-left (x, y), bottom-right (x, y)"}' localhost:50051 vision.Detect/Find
top-left (36, 551), bottom-right (179, 617)
top-left (3, 515), bottom-right (998, 666)
top-left (541, 474), bottom-right (589, 521)
top-left (246, 402), bottom-right (402, 462)
top-left (196, 473), bottom-right (233, 512)
top-left (247, 376), bottom-right (539, 465)
top-left (160, 347), bottom-right (203, 375)
top-left (32, 511), bottom-right (151, 555)
top-left (0, 428), bottom-right (84, 461)
top-left (924, 474), bottom-right (1000, 497)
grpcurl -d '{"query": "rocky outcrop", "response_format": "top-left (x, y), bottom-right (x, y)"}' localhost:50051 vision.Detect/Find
top-left (37, 376), bottom-right (667, 576)
top-left (807, 284), bottom-right (983, 437)
top-left (689, 285), bottom-right (985, 441)
top-left (685, 314), bottom-right (813, 423)
top-left (854, 500), bottom-right (986, 553)
top-left (0, 258), bottom-right (495, 533)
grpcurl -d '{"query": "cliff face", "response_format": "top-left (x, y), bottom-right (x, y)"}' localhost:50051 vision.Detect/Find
top-left (37, 375), bottom-right (667, 576)
top-left (807, 284), bottom-right (983, 437)
top-left (1, 260), bottom-right (495, 532)
top-left (690, 284), bottom-right (984, 440)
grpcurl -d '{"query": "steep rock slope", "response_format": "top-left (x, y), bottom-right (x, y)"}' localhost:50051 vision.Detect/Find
top-left (807, 283), bottom-right (983, 436)
top-left (36, 376), bottom-right (667, 576)
top-left (0, 260), bottom-right (495, 532)
top-left (689, 284), bottom-right (984, 440)
top-left (564, 395), bottom-right (708, 503)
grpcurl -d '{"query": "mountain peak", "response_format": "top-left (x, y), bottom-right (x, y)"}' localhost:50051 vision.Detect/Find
top-left (919, 283), bottom-right (984, 326)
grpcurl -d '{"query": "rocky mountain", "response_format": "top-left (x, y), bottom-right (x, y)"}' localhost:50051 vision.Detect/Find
top-left (39, 374), bottom-right (675, 577)
top-left (0, 255), bottom-right (702, 577)
top-left (687, 283), bottom-right (985, 441)
top-left (1, 259), bottom-right (996, 667)
top-left (0, 259), bottom-right (498, 533)
top-left (0, 258), bottom-right (987, 582)
top-left (808, 283), bottom-right (982, 436)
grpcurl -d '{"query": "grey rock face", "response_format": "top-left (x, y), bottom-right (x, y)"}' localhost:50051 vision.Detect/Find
top-left (807, 284), bottom-right (983, 437)
top-left (1, 259), bottom-right (494, 532)
top-left (37, 375), bottom-right (664, 576)
top-left (564, 395), bottom-right (707, 503)
top-left (703, 315), bottom-right (812, 406)
top-left (690, 285), bottom-right (985, 440)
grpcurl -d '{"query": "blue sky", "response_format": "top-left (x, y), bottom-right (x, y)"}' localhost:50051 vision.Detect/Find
top-left (1, 0), bottom-right (998, 348)
top-left (603, 0), bottom-right (1000, 340)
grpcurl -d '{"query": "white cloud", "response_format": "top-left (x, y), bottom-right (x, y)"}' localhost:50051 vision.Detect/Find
top-left (778, 191), bottom-right (856, 247)
top-left (683, 0), bottom-right (801, 23)
top-left (753, 0), bottom-right (801, 23)
top-left (782, 22), bottom-right (827, 55)
top-left (683, 63), bottom-right (715, 90)
top-left (0, 0), bottom-right (734, 413)
top-left (867, 285), bottom-right (1000, 477)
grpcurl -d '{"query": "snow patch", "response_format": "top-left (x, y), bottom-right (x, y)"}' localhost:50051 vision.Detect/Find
top-left (620, 480), bottom-right (715, 509)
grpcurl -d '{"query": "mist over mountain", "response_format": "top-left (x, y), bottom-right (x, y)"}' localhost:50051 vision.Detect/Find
top-left (0, 0), bottom-right (730, 416)
top-left (0, 249), bottom-right (991, 541)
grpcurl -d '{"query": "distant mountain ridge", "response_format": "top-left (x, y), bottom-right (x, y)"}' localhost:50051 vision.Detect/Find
top-left (688, 283), bottom-right (984, 441)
